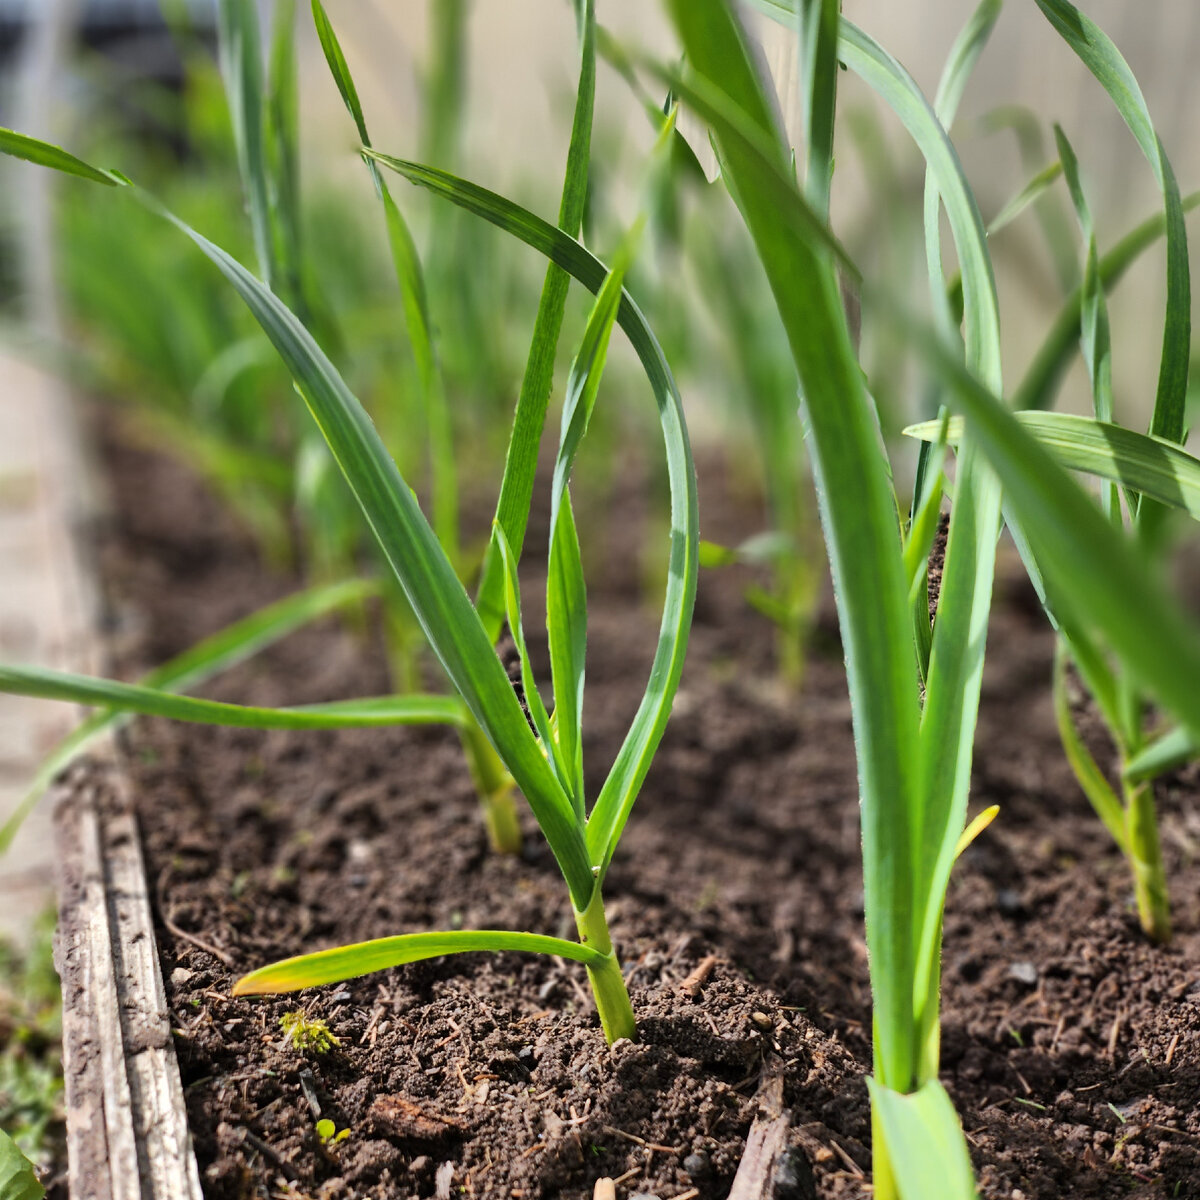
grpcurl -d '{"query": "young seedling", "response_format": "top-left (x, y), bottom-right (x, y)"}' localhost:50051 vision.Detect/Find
top-left (279, 1010), bottom-right (339, 1055)
top-left (906, 17), bottom-right (1199, 946)
top-left (661, 0), bottom-right (1200, 1195)
top-left (0, 2), bottom-right (697, 1046)
top-left (314, 1118), bottom-right (350, 1146)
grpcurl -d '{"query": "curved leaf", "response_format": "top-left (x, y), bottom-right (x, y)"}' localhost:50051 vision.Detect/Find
top-left (0, 664), bottom-right (468, 730)
top-left (1012, 190), bottom-right (1200, 412)
top-left (1124, 724), bottom-right (1193, 783)
top-left (867, 1078), bottom-right (977, 1200)
top-left (904, 412), bottom-right (1200, 521)
top-left (1035, 0), bottom-right (1190, 455)
top-left (0, 125), bottom-right (121, 185)
top-left (663, 0), bottom-right (921, 1092)
top-left (233, 928), bottom-right (604, 994)
top-left (365, 150), bottom-right (699, 891)
top-left (474, 0), bottom-right (597, 637)
top-left (0, 578), bottom-right (377, 853)
top-left (311, 0), bottom-right (458, 561)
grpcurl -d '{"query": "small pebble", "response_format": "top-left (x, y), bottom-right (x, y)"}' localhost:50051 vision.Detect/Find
top-left (774, 1146), bottom-right (818, 1200)
top-left (751, 1011), bottom-right (774, 1031)
top-left (170, 967), bottom-right (194, 987)
top-left (683, 1151), bottom-right (712, 1179)
top-left (629, 1194), bottom-right (660, 1200)
top-left (995, 888), bottom-right (1024, 915)
top-left (1007, 961), bottom-right (1038, 986)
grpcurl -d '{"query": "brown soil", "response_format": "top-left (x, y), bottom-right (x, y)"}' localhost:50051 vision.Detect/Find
top-left (82, 421), bottom-right (1200, 1200)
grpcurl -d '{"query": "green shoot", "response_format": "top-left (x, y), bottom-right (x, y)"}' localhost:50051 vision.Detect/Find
top-left (0, 69), bottom-right (696, 1046)
top-left (669, 0), bottom-right (1200, 1193)
top-left (279, 1010), bottom-right (339, 1054)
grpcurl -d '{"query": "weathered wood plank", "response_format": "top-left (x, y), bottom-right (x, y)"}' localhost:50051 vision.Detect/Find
top-left (54, 757), bottom-right (204, 1200)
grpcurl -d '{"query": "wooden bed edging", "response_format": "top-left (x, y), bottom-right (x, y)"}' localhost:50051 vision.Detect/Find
top-left (53, 755), bottom-right (203, 1200)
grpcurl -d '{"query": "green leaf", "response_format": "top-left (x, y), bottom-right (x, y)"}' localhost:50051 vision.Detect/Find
top-left (987, 160), bottom-right (1064, 237)
top-left (831, 3), bottom-right (1005, 1089)
top-left (311, 0), bottom-right (459, 564)
top-left (0, 126), bottom-right (122, 185)
top-left (1035, 0), bottom-right (1190, 458)
top-left (904, 412), bottom-right (1200, 521)
top-left (474, 0), bottom-right (597, 638)
top-left (893, 322), bottom-right (1200, 752)
top-left (0, 663), bottom-right (469, 730)
top-left (867, 1078), bottom-right (977, 1200)
top-left (548, 251), bottom-right (632, 812)
top-left (217, 0), bottom-right (276, 288)
top-left (663, 0), bottom-right (920, 1092)
top-left (1053, 642), bottom-right (1129, 853)
top-left (1013, 190), bottom-right (1200, 412)
top-left (267, 0), bottom-right (307, 316)
top-left (137, 197), bottom-right (592, 907)
top-left (0, 1129), bottom-right (44, 1200)
top-left (0, 578), bottom-right (377, 853)
top-left (365, 150), bottom-right (699, 894)
top-left (1054, 124), bottom-right (1117, 519)
top-left (1124, 724), bottom-right (1193, 783)
top-left (232, 928), bottom-right (604, 994)
top-left (492, 524), bottom-right (558, 762)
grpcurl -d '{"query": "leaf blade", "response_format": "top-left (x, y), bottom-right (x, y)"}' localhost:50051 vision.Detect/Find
top-left (232, 928), bottom-right (605, 995)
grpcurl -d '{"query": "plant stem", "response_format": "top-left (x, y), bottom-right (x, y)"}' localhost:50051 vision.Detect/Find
top-left (871, 1105), bottom-right (899, 1200)
top-left (458, 721), bottom-right (522, 855)
top-left (574, 885), bottom-right (636, 1044)
top-left (1124, 776), bottom-right (1171, 943)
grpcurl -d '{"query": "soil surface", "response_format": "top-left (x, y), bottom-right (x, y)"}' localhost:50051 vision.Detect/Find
top-left (83, 420), bottom-right (1200, 1199)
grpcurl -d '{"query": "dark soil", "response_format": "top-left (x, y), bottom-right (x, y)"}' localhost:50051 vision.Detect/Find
top-left (85, 420), bottom-right (1200, 1200)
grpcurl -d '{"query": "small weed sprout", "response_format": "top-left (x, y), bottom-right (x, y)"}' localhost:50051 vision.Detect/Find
top-left (315, 1118), bottom-right (350, 1145)
top-left (279, 1011), bottom-right (339, 1055)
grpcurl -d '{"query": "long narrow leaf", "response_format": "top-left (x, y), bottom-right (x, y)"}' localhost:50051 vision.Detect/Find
top-left (1013, 191), bottom-right (1200, 412)
top-left (311, 0), bottom-right (459, 563)
top-left (0, 578), bottom-right (377, 853)
top-left (233, 928), bottom-right (604, 995)
top-left (664, 0), bottom-right (921, 1092)
top-left (474, 0), bottom-right (597, 638)
top-left (0, 127), bottom-right (594, 906)
top-left (217, 0), bottom-right (276, 288)
top-left (0, 664), bottom-right (468, 730)
top-left (1053, 644), bottom-right (1129, 852)
top-left (365, 150), bottom-right (699, 897)
top-left (0, 126), bottom-right (121, 185)
top-left (1035, 0), bottom-right (1190, 455)
top-left (1055, 125), bottom-right (1117, 519)
top-left (905, 412), bottom-right (1200, 521)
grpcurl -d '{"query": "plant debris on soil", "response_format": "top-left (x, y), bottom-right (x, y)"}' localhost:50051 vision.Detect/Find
top-left (80, 419), bottom-right (1200, 1199)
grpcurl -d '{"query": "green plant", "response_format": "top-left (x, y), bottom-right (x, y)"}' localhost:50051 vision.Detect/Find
top-left (279, 1010), bottom-right (339, 1054)
top-left (314, 1117), bottom-right (350, 1145)
top-left (652, 0), bottom-right (1200, 1194)
top-left (0, 0), bottom-right (697, 1046)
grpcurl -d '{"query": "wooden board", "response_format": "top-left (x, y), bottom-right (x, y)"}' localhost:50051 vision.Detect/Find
top-left (54, 756), bottom-right (204, 1200)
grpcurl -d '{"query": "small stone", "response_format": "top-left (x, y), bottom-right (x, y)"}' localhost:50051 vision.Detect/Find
top-left (995, 888), bottom-right (1024, 916)
top-left (629, 1194), bottom-right (661, 1200)
top-left (170, 967), bottom-right (194, 987)
top-left (774, 1146), bottom-right (818, 1200)
top-left (751, 1011), bottom-right (774, 1031)
top-left (409, 1155), bottom-right (430, 1174)
top-left (1007, 961), bottom-right (1038, 986)
top-left (683, 1151), bottom-right (712, 1179)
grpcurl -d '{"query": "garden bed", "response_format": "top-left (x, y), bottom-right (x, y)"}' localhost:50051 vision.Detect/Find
top-left (75, 418), bottom-right (1200, 1200)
